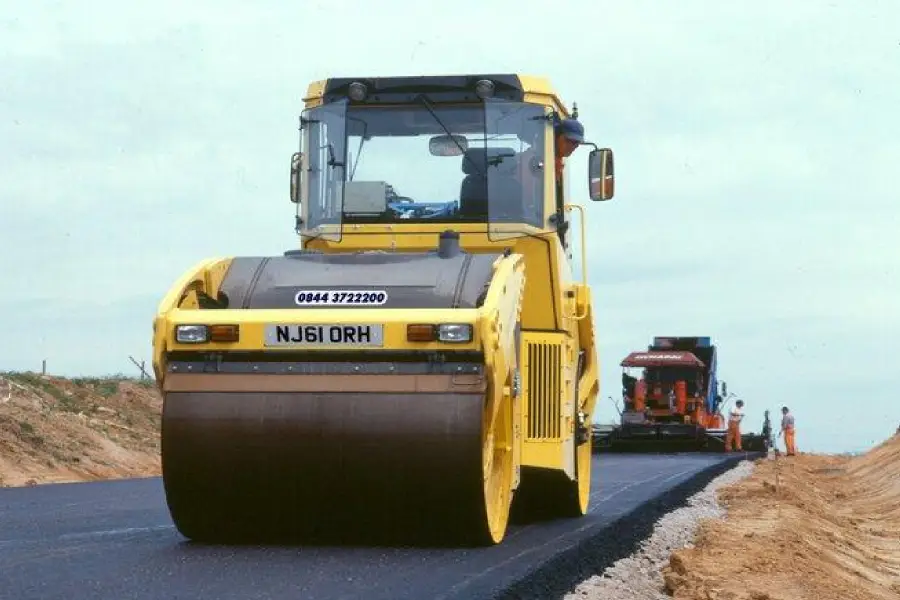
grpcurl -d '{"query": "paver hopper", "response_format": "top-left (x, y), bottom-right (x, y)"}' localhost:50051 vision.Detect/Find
top-left (152, 74), bottom-right (618, 546)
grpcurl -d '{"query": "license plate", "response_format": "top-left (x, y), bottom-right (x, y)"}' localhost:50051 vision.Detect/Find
top-left (264, 324), bottom-right (384, 347)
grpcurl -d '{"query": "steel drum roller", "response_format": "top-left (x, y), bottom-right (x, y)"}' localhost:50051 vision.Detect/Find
top-left (160, 368), bottom-right (510, 544)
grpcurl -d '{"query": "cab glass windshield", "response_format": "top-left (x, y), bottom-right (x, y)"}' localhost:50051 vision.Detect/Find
top-left (298, 98), bottom-right (548, 238)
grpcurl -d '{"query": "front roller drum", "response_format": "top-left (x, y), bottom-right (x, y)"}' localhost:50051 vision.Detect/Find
top-left (160, 369), bottom-right (514, 546)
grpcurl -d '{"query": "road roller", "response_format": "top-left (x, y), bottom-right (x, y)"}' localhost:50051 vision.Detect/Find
top-left (151, 73), bottom-right (617, 546)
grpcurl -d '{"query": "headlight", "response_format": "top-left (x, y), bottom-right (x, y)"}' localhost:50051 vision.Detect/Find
top-left (406, 323), bottom-right (473, 343)
top-left (174, 324), bottom-right (240, 343)
top-left (348, 81), bottom-right (368, 101)
top-left (175, 325), bottom-right (208, 343)
top-left (437, 324), bottom-right (472, 343)
top-left (474, 79), bottom-right (495, 99)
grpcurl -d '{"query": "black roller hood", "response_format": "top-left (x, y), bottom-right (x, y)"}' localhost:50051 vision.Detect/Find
top-left (217, 250), bottom-right (504, 310)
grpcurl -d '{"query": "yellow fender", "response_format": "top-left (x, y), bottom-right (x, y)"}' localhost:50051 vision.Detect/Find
top-left (478, 252), bottom-right (526, 489)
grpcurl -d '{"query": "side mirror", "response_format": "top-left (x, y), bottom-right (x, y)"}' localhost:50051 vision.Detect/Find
top-left (721, 381), bottom-right (728, 396)
top-left (290, 151), bottom-right (303, 203)
top-left (588, 148), bottom-right (614, 201)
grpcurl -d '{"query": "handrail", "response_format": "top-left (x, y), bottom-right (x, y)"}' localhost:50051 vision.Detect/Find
top-left (563, 203), bottom-right (587, 283)
top-left (564, 203), bottom-right (588, 320)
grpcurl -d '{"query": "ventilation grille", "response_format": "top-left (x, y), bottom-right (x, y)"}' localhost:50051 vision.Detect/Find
top-left (526, 341), bottom-right (562, 439)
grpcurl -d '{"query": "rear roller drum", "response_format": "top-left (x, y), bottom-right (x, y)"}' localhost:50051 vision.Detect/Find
top-left (570, 412), bottom-right (592, 515)
top-left (511, 409), bottom-right (592, 523)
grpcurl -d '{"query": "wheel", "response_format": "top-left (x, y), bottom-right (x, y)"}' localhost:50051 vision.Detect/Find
top-left (568, 409), bottom-right (592, 516)
top-left (474, 365), bottom-right (516, 545)
top-left (509, 393), bottom-right (593, 522)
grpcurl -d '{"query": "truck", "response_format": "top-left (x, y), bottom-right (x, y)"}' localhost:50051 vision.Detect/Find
top-left (592, 336), bottom-right (769, 453)
top-left (151, 73), bottom-right (616, 546)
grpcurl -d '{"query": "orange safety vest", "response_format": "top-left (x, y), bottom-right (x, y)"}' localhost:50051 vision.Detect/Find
top-left (634, 379), bottom-right (647, 412)
top-left (674, 380), bottom-right (687, 414)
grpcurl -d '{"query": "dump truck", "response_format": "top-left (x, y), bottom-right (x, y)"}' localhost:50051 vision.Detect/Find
top-left (592, 336), bottom-right (768, 452)
top-left (151, 73), bottom-right (616, 546)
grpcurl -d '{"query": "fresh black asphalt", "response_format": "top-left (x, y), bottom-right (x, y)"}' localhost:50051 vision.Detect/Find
top-left (0, 452), bottom-right (755, 600)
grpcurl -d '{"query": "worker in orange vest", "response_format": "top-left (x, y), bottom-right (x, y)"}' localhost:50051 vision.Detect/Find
top-left (517, 116), bottom-right (584, 187)
top-left (515, 116), bottom-right (583, 231)
top-left (552, 117), bottom-right (583, 182)
top-left (674, 380), bottom-right (687, 414)
top-left (724, 399), bottom-right (744, 452)
top-left (778, 406), bottom-right (796, 456)
top-left (634, 378), bottom-right (647, 413)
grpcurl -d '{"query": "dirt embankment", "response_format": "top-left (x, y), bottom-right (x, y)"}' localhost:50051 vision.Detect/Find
top-left (0, 372), bottom-right (162, 487)
top-left (663, 435), bottom-right (900, 600)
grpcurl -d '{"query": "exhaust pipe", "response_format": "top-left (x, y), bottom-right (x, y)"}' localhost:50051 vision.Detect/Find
top-left (438, 230), bottom-right (460, 259)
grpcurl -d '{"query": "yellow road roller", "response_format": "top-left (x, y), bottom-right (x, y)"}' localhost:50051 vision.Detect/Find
top-left (151, 73), bottom-right (616, 546)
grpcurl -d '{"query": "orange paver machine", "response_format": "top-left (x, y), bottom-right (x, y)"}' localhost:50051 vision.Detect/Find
top-left (593, 336), bottom-right (768, 452)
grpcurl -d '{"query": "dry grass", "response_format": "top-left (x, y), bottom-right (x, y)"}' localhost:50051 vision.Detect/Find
top-left (0, 371), bottom-right (161, 487)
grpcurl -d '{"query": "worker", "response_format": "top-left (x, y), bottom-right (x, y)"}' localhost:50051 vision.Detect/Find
top-left (634, 377), bottom-right (647, 412)
top-left (517, 115), bottom-right (584, 189)
top-left (761, 410), bottom-right (773, 450)
top-left (513, 114), bottom-right (583, 248)
top-left (622, 372), bottom-right (637, 398)
top-left (674, 380), bottom-right (687, 414)
top-left (778, 406), bottom-right (796, 456)
top-left (691, 393), bottom-right (703, 423)
top-left (724, 399), bottom-right (744, 452)
top-left (553, 117), bottom-right (583, 183)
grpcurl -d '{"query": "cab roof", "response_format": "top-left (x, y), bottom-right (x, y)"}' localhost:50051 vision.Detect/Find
top-left (302, 73), bottom-right (570, 116)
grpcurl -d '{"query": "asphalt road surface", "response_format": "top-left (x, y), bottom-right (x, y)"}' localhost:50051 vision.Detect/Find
top-left (0, 453), bottom-right (747, 600)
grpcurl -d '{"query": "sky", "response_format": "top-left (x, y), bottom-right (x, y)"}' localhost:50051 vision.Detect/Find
top-left (2, 0), bottom-right (899, 454)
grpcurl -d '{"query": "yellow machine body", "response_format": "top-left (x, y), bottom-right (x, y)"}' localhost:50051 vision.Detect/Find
top-left (151, 73), bottom-right (615, 545)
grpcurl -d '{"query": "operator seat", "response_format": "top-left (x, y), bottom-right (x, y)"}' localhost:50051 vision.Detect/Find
top-left (458, 147), bottom-right (522, 220)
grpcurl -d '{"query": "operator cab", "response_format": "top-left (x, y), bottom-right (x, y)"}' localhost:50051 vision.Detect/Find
top-left (288, 75), bottom-right (615, 244)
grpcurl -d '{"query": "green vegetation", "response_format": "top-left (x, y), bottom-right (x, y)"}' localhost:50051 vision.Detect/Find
top-left (14, 419), bottom-right (43, 446)
top-left (2, 370), bottom-right (154, 385)
top-left (70, 374), bottom-right (155, 392)
top-left (3, 371), bottom-right (154, 387)
top-left (3, 371), bottom-right (69, 403)
top-left (0, 370), bottom-right (157, 413)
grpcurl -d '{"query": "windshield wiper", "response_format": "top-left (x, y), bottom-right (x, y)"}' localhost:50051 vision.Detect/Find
top-left (327, 143), bottom-right (344, 167)
top-left (347, 116), bottom-right (368, 180)
top-left (415, 93), bottom-right (483, 176)
top-left (302, 116), bottom-right (345, 169)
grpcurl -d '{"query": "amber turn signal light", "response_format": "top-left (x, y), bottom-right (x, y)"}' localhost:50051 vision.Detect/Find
top-left (209, 324), bottom-right (240, 342)
top-left (406, 324), bottom-right (436, 342)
